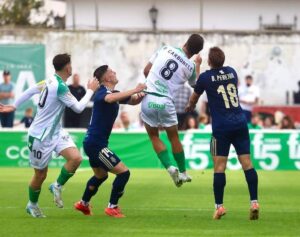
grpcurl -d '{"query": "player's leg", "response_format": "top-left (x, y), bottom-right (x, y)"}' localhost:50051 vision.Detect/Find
top-left (26, 167), bottom-right (47, 218)
top-left (165, 125), bottom-right (192, 183)
top-left (211, 134), bottom-right (231, 220)
top-left (26, 136), bottom-right (54, 217)
top-left (105, 162), bottom-right (130, 218)
top-left (144, 123), bottom-right (182, 187)
top-left (75, 167), bottom-right (108, 215)
top-left (49, 131), bottom-right (82, 208)
top-left (233, 126), bottom-right (259, 220)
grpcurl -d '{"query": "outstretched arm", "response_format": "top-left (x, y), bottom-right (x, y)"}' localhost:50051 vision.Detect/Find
top-left (59, 78), bottom-right (99, 113)
top-left (104, 83), bottom-right (146, 104)
top-left (0, 81), bottom-right (45, 113)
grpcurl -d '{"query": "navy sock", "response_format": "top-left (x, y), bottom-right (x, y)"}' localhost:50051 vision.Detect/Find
top-left (109, 170), bottom-right (130, 206)
top-left (244, 168), bottom-right (258, 201)
top-left (82, 175), bottom-right (108, 202)
top-left (213, 173), bottom-right (226, 205)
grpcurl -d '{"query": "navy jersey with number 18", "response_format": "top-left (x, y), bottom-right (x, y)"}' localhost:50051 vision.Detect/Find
top-left (195, 66), bottom-right (247, 132)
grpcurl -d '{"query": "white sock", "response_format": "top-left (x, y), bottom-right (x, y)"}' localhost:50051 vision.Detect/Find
top-left (215, 204), bottom-right (223, 209)
top-left (29, 201), bottom-right (37, 207)
top-left (54, 181), bottom-right (62, 188)
top-left (81, 200), bottom-right (89, 207)
top-left (251, 200), bottom-right (258, 204)
top-left (108, 203), bottom-right (118, 209)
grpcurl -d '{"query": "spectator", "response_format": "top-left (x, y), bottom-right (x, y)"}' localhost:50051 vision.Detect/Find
top-left (239, 75), bottom-right (260, 123)
top-left (199, 92), bottom-right (211, 122)
top-left (263, 116), bottom-right (275, 129)
top-left (174, 83), bottom-right (198, 130)
top-left (198, 114), bottom-right (208, 129)
top-left (120, 111), bottom-right (131, 131)
top-left (20, 108), bottom-right (34, 128)
top-left (64, 73), bottom-right (86, 128)
top-left (182, 115), bottom-right (198, 130)
top-left (248, 113), bottom-right (263, 129)
top-left (0, 70), bottom-right (15, 127)
top-left (293, 81), bottom-right (300, 104)
top-left (279, 115), bottom-right (296, 129)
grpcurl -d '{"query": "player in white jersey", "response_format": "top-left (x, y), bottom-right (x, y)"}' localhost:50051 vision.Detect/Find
top-left (0, 54), bottom-right (99, 217)
top-left (141, 34), bottom-right (204, 187)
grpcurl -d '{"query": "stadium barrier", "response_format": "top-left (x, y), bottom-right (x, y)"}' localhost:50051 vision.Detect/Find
top-left (0, 129), bottom-right (299, 170)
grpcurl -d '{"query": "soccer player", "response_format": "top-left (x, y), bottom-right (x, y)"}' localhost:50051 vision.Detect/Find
top-left (185, 47), bottom-right (259, 220)
top-left (141, 34), bottom-right (204, 187)
top-left (0, 54), bottom-right (99, 218)
top-left (74, 65), bottom-right (146, 218)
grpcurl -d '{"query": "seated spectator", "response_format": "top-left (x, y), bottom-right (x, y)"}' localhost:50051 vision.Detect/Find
top-left (279, 115), bottom-right (296, 129)
top-left (120, 111), bottom-right (131, 131)
top-left (198, 114), bottom-right (208, 129)
top-left (21, 108), bottom-right (34, 128)
top-left (182, 115), bottom-right (198, 130)
top-left (248, 113), bottom-right (262, 129)
top-left (263, 116), bottom-right (276, 129)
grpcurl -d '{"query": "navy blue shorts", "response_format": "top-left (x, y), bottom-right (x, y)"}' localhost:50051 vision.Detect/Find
top-left (83, 142), bottom-right (121, 171)
top-left (210, 125), bottom-right (250, 157)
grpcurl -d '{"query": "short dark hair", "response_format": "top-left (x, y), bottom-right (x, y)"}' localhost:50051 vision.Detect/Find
top-left (208, 47), bottom-right (225, 68)
top-left (245, 75), bottom-right (253, 80)
top-left (186, 34), bottom-right (204, 56)
top-left (93, 65), bottom-right (108, 83)
top-left (52, 54), bottom-right (71, 71)
top-left (3, 70), bottom-right (10, 76)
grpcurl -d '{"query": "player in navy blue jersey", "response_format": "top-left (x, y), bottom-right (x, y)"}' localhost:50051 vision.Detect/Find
top-left (186, 47), bottom-right (259, 220)
top-left (74, 65), bottom-right (146, 218)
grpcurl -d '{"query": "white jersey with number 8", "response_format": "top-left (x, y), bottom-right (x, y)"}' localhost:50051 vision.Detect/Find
top-left (145, 45), bottom-right (196, 100)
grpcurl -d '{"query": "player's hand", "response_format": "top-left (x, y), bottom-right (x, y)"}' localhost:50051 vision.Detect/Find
top-left (87, 77), bottom-right (100, 92)
top-left (135, 92), bottom-right (145, 103)
top-left (134, 83), bottom-right (147, 93)
top-left (185, 103), bottom-right (195, 113)
top-left (194, 54), bottom-right (202, 65)
top-left (0, 103), bottom-right (16, 113)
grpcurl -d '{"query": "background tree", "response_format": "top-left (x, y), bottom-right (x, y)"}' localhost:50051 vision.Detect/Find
top-left (0, 0), bottom-right (46, 26)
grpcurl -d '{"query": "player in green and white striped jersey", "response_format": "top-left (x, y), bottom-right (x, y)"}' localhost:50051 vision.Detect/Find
top-left (0, 54), bottom-right (99, 217)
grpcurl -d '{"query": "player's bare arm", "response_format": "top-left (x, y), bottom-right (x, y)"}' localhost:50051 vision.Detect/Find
top-left (194, 54), bottom-right (202, 79)
top-left (143, 62), bottom-right (152, 77)
top-left (127, 92), bottom-right (145, 105)
top-left (104, 83), bottom-right (146, 103)
top-left (185, 92), bottom-right (201, 112)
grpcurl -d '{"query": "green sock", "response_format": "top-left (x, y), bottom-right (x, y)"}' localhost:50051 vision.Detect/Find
top-left (157, 150), bottom-right (172, 169)
top-left (57, 166), bottom-right (75, 186)
top-left (173, 151), bottom-right (186, 173)
top-left (29, 186), bottom-right (41, 204)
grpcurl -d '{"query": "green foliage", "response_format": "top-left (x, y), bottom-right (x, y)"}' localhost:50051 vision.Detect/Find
top-left (0, 168), bottom-right (299, 237)
top-left (0, 0), bottom-right (44, 26)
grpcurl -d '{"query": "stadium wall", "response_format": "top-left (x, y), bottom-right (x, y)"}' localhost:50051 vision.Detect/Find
top-left (0, 30), bottom-right (299, 108)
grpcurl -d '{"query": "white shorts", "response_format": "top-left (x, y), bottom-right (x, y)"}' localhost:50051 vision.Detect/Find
top-left (141, 94), bottom-right (178, 128)
top-left (28, 129), bottom-right (76, 170)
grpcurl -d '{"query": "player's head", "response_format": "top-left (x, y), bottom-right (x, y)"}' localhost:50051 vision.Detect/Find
top-left (208, 47), bottom-right (225, 69)
top-left (184, 34), bottom-right (204, 58)
top-left (3, 70), bottom-right (11, 84)
top-left (53, 54), bottom-right (72, 77)
top-left (25, 107), bottom-right (33, 117)
top-left (72, 73), bottom-right (80, 86)
top-left (94, 65), bottom-right (118, 85)
top-left (245, 75), bottom-right (253, 87)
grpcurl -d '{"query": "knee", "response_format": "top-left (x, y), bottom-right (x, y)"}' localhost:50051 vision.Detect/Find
top-left (35, 171), bottom-right (47, 182)
top-left (72, 155), bottom-right (82, 167)
top-left (241, 160), bottom-right (253, 171)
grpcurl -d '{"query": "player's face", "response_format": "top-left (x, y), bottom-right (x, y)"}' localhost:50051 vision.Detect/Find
top-left (66, 63), bottom-right (72, 77)
top-left (106, 68), bottom-right (118, 84)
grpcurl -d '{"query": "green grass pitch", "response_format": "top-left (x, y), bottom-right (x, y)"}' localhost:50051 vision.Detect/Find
top-left (0, 168), bottom-right (299, 237)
